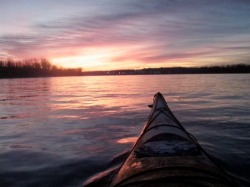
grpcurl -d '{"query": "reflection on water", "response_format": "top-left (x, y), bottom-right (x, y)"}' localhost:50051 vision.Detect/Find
top-left (117, 137), bottom-right (138, 144)
top-left (0, 75), bottom-right (250, 187)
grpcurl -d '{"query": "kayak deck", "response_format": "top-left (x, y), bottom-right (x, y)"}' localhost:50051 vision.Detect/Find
top-left (110, 93), bottom-right (236, 187)
top-left (84, 93), bottom-right (238, 187)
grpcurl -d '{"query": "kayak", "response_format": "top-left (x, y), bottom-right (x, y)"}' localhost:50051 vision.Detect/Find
top-left (84, 92), bottom-right (238, 187)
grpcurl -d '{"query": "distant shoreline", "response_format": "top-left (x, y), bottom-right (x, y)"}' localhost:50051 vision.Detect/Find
top-left (0, 59), bottom-right (82, 79)
top-left (1, 59), bottom-right (250, 78)
top-left (1, 72), bottom-right (250, 79)
top-left (82, 64), bottom-right (250, 76)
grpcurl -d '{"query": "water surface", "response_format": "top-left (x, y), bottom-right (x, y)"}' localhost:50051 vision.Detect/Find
top-left (0, 74), bottom-right (249, 186)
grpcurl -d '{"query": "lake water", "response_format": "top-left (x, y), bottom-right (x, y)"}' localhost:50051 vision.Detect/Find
top-left (0, 74), bottom-right (250, 187)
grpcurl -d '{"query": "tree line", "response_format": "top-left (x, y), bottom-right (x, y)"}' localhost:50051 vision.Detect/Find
top-left (1, 58), bottom-right (249, 78)
top-left (83, 64), bottom-right (250, 75)
top-left (0, 58), bottom-right (82, 78)
top-left (133, 64), bottom-right (250, 74)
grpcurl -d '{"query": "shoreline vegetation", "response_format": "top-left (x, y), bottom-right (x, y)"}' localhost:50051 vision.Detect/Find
top-left (0, 59), bottom-right (82, 78)
top-left (84, 64), bottom-right (250, 76)
top-left (0, 58), bottom-right (250, 78)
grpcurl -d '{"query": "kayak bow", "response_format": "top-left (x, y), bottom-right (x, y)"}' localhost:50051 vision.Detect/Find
top-left (84, 92), bottom-right (238, 187)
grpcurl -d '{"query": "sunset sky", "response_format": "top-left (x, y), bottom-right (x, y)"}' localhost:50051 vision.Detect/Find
top-left (1, 0), bottom-right (250, 71)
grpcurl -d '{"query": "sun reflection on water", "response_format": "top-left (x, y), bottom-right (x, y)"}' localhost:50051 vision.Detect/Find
top-left (117, 137), bottom-right (138, 144)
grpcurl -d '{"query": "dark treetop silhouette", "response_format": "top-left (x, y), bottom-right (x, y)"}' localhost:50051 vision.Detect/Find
top-left (0, 58), bottom-right (82, 78)
top-left (1, 58), bottom-right (249, 78)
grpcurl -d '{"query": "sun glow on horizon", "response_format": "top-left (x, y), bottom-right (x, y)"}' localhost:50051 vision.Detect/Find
top-left (51, 54), bottom-right (198, 71)
top-left (52, 54), bottom-right (106, 70)
top-left (51, 48), bottom-right (123, 71)
top-left (48, 44), bottom-right (250, 71)
top-left (50, 46), bottom-right (151, 71)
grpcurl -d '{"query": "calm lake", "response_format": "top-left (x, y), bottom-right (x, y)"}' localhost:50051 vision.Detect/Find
top-left (0, 74), bottom-right (250, 187)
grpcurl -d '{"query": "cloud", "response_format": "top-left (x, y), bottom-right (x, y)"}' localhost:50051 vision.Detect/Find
top-left (0, 0), bottom-right (250, 68)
